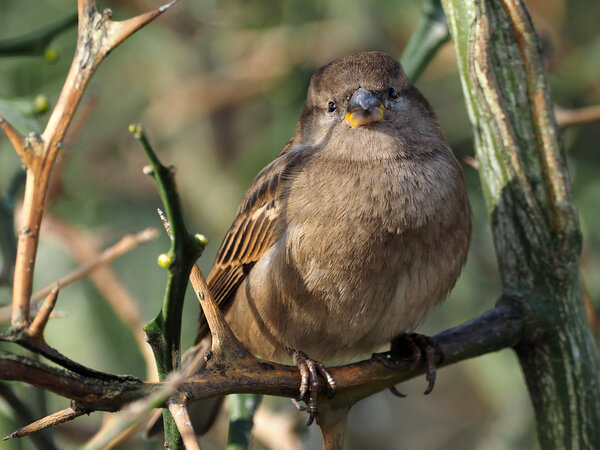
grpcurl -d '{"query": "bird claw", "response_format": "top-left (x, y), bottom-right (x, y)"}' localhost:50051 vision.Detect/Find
top-left (290, 349), bottom-right (336, 425)
top-left (388, 385), bottom-right (407, 398)
top-left (375, 333), bottom-right (444, 396)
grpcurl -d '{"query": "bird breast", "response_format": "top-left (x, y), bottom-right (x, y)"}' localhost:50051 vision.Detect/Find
top-left (227, 142), bottom-right (470, 364)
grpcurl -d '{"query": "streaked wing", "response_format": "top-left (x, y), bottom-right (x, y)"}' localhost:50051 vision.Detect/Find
top-left (196, 144), bottom-right (307, 340)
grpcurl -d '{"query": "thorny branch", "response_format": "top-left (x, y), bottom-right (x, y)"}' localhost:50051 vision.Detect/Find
top-left (2, 0), bottom-right (178, 331)
top-left (0, 302), bottom-right (523, 443)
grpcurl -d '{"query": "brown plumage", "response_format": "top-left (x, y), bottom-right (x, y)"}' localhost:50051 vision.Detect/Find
top-left (197, 51), bottom-right (471, 386)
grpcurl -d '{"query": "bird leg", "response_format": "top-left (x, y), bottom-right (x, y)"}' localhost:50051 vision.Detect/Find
top-left (290, 349), bottom-right (336, 426)
top-left (376, 333), bottom-right (444, 396)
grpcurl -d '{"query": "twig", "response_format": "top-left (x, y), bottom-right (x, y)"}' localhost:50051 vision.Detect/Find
top-left (463, 155), bottom-right (480, 170)
top-left (39, 215), bottom-right (159, 379)
top-left (0, 383), bottom-right (58, 449)
top-left (5, 0), bottom-right (178, 332)
top-left (27, 286), bottom-right (60, 341)
top-left (168, 401), bottom-right (201, 450)
top-left (31, 226), bottom-right (158, 302)
top-left (83, 371), bottom-right (185, 450)
top-left (0, 117), bottom-right (27, 164)
top-left (555, 104), bottom-right (600, 128)
top-left (3, 407), bottom-right (84, 441)
top-left (131, 124), bottom-right (206, 447)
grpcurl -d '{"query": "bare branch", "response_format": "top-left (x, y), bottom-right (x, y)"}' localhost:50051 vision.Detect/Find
top-left (32, 226), bottom-right (158, 302)
top-left (83, 372), bottom-right (184, 450)
top-left (0, 304), bottom-right (523, 440)
top-left (168, 401), bottom-right (201, 450)
top-left (4, 407), bottom-right (84, 441)
top-left (10, 0), bottom-right (178, 332)
top-left (27, 285), bottom-right (59, 341)
top-left (555, 104), bottom-right (600, 129)
top-left (103, 1), bottom-right (180, 52)
top-left (0, 117), bottom-right (27, 165)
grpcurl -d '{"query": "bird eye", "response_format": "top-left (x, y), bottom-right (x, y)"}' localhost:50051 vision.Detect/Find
top-left (327, 101), bottom-right (336, 112)
top-left (389, 87), bottom-right (399, 99)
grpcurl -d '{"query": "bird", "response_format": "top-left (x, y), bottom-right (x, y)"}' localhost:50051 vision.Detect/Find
top-left (195, 51), bottom-right (471, 423)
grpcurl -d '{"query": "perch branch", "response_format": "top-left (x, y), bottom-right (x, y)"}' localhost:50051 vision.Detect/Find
top-left (0, 304), bottom-right (523, 427)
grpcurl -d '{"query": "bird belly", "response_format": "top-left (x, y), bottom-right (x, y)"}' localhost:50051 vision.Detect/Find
top-left (225, 220), bottom-right (465, 366)
top-left (225, 158), bottom-right (470, 365)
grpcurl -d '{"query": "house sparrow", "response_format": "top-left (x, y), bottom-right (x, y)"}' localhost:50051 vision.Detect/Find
top-left (196, 51), bottom-right (471, 422)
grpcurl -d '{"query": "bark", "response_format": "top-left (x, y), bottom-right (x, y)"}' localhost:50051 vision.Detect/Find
top-left (441, 0), bottom-right (600, 447)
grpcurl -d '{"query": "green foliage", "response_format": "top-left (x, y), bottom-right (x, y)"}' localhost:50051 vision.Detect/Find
top-left (0, 0), bottom-right (597, 448)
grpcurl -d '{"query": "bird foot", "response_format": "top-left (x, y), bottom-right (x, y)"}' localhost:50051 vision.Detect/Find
top-left (374, 333), bottom-right (444, 396)
top-left (290, 349), bottom-right (336, 426)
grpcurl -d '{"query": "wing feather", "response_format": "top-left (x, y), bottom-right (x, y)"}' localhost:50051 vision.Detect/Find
top-left (196, 145), bottom-right (309, 341)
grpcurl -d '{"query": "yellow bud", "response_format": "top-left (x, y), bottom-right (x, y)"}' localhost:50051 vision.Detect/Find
top-left (33, 95), bottom-right (49, 114)
top-left (195, 233), bottom-right (208, 247)
top-left (44, 47), bottom-right (58, 63)
top-left (157, 253), bottom-right (174, 268)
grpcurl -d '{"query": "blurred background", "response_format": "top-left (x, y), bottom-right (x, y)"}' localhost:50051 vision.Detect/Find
top-left (0, 0), bottom-right (598, 448)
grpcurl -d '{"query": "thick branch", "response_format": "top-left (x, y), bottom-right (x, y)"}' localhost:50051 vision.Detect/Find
top-left (0, 305), bottom-right (522, 419)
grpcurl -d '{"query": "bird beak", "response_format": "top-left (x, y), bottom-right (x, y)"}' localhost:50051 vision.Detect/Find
top-left (344, 88), bottom-right (385, 127)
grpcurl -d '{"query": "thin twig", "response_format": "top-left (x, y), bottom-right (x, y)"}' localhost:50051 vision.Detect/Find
top-left (0, 383), bottom-right (58, 450)
top-left (38, 216), bottom-right (159, 380)
top-left (27, 286), bottom-right (60, 341)
top-left (9, 0), bottom-right (179, 332)
top-left (31, 226), bottom-right (158, 302)
top-left (168, 401), bottom-right (201, 450)
top-left (3, 407), bottom-right (84, 441)
top-left (0, 117), bottom-right (27, 165)
top-left (83, 372), bottom-right (184, 450)
top-left (555, 104), bottom-right (600, 128)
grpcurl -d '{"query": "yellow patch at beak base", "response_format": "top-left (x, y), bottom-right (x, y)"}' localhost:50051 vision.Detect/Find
top-left (344, 105), bottom-right (385, 127)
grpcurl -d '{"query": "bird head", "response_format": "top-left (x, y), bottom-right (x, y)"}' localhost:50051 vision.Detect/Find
top-left (292, 52), bottom-right (422, 145)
